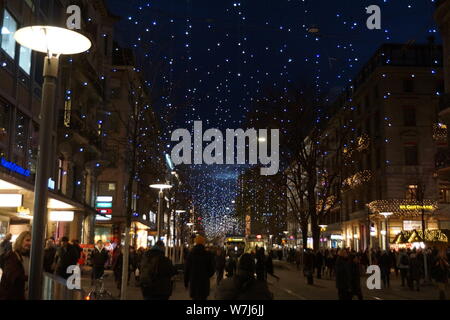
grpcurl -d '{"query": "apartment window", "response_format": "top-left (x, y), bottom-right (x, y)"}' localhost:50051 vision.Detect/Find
top-left (98, 182), bottom-right (116, 197)
top-left (1, 10), bottom-right (17, 59)
top-left (403, 79), bottom-right (414, 93)
top-left (406, 185), bottom-right (418, 201)
top-left (404, 145), bottom-right (418, 166)
top-left (403, 107), bottom-right (416, 127)
top-left (19, 46), bottom-right (32, 75)
top-left (439, 188), bottom-right (450, 203)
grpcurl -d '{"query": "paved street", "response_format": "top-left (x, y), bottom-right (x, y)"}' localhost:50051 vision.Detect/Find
top-left (80, 260), bottom-right (450, 300)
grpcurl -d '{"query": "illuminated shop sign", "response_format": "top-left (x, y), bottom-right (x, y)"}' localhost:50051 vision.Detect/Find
top-left (96, 202), bottom-right (112, 208)
top-left (399, 205), bottom-right (434, 211)
top-left (0, 158), bottom-right (30, 177)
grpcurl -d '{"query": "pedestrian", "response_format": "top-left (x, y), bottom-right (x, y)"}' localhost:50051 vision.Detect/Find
top-left (54, 236), bottom-right (80, 280)
top-left (431, 250), bottom-right (449, 300)
top-left (129, 246), bottom-right (138, 285)
top-left (71, 239), bottom-right (83, 262)
top-left (325, 250), bottom-right (334, 279)
top-left (225, 253), bottom-right (237, 278)
top-left (215, 248), bottom-right (226, 286)
top-left (379, 251), bottom-right (391, 288)
top-left (184, 235), bottom-right (215, 300)
top-left (315, 250), bottom-right (324, 279)
top-left (397, 249), bottom-right (410, 287)
top-left (43, 238), bottom-right (57, 273)
top-left (90, 240), bottom-right (109, 285)
top-left (255, 247), bottom-right (267, 281)
top-left (349, 253), bottom-right (363, 300)
top-left (112, 246), bottom-right (123, 292)
top-left (409, 253), bottom-right (422, 291)
top-left (215, 253), bottom-right (273, 300)
top-left (335, 249), bottom-right (352, 300)
top-left (303, 249), bottom-right (314, 285)
top-left (0, 233), bottom-right (12, 258)
top-left (0, 231), bottom-right (31, 300)
top-left (277, 249), bottom-right (283, 261)
top-left (140, 241), bottom-right (177, 300)
top-left (295, 250), bottom-right (302, 270)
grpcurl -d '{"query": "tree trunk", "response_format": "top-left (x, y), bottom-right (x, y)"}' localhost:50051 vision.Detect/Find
top-left (311, 213), bottom-right (320, 251)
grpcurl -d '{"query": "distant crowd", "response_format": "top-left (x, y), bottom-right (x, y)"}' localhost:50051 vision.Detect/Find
top-left (1, 231), bottom-right (449, 300)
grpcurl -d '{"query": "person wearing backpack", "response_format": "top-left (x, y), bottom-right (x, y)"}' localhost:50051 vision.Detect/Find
top-left (397, 249), bottom-right (410, 287)
top-left (140, 241), bottom-right (177, 300)
top-left (216, 253), bottom-right (273, 300)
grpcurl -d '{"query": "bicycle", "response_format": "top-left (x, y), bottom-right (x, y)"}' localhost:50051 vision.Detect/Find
top-left (85, 274), bottom-right (115, 300)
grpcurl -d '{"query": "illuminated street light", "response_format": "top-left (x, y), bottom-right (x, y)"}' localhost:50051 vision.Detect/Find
top-left (150, 183), bottom-right (173, 240)
top-left (15, 25), bottom-right (91, 300)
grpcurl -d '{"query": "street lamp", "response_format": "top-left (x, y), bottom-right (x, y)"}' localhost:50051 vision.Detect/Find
top-left (380, 212), bottom-right (393, 251)
top-left (15, 26), bottom-right (91, 300)
top-left (150, 184), bottom-right (172, 241)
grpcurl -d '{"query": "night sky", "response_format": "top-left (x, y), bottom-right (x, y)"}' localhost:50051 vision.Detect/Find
top-left (106, 0), bottom-right (439, 238)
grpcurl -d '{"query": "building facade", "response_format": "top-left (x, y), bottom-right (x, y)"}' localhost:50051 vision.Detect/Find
top-left (0, 0), bottom-right (118, 244)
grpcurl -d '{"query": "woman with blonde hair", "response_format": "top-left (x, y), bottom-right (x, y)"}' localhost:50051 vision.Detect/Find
top-left (0, 231), bottom-right (31, 300)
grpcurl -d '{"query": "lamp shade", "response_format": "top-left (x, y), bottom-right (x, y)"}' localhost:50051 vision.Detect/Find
top-left (14, 26), bottom-right (91, 55)
top-left (150, 184), bottom-right (172, 190)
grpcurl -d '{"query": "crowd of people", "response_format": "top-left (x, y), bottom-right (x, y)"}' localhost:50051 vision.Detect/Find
top-left (291, 246), bottom-right (450, 300)
top-left (1, 231), bottom-right (449, 300)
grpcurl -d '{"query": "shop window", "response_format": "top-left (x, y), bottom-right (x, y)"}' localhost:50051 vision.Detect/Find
top-left (404, 145), bottom-right (418, 166)
top-left (0, 10), bottom-right (17, 59)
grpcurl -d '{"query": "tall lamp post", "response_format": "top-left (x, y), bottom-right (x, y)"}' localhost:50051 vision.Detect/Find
top-left (150, 184), bottom-right (173, 243)
top-left (14, 26), bottom-right (91, 300)
top-left (380, 212), bottom-right (393, 251)
top-left (174, 210), bottom-right (186, 263)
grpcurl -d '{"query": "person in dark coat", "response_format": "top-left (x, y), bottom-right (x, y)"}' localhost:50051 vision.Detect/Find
top-left (379, 251), bottom-right (391, 288)
top-left (255, 247), bottom-right (267, 281)
top-left (225, 253), bottom-right (237, 278)
top-left (215, 248), bottom-right (226, 286)
top-left (140, 241), bottom-right (177, 300)
top-left (54, 237), bottom-right (80, 280)
top-left (315, 250), bottom-right (324, 279)
top-left (349, 253), bottom-right (363, 300)
top-left (335, 249), bottom-right (352, 300)
top-left (303, 249), bottom-right (315, 285)
top-left (277, 250), bottom-right (283, 261)
top-left (0, 231), bottom-right (31, 300)
top-left (71, 239), bottom-right (82, 261)
top-left (0, 233), bottom-right (12, 256)
top-left (184, 235), bottom-right (215, 300)
top-left (409, 253), bottom-right (422, 291)
top-left (43, 238), bottom-right (57, 274)
top-left (432, 251), bottom-right (449, 300)
top-left (215, 253), bottom-right (273, 300)
top-left (90, 240), bottom-right (109, 284)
